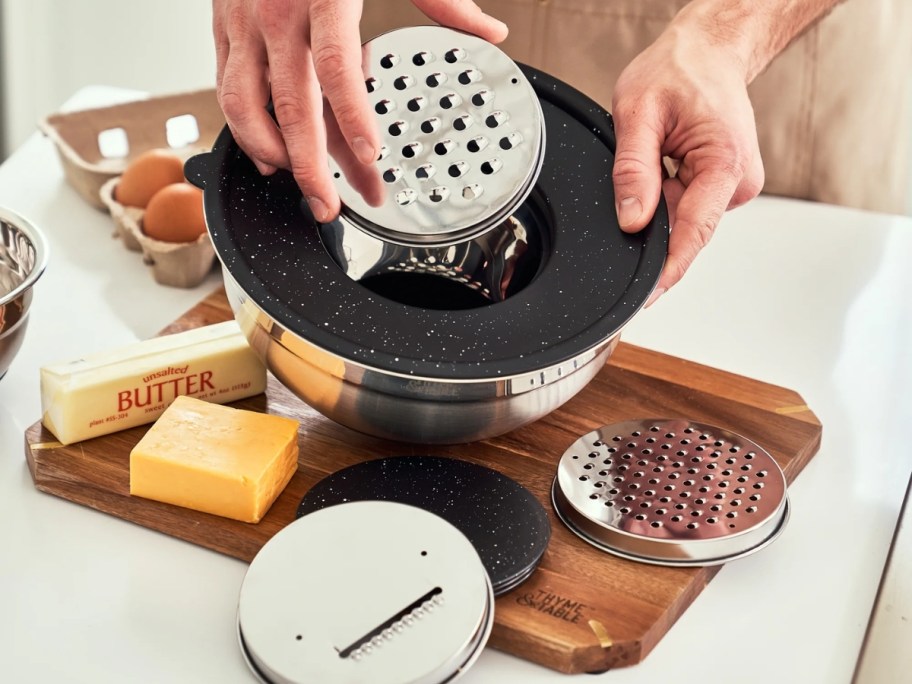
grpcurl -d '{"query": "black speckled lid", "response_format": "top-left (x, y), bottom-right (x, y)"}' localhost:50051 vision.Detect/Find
top-left (296, 456), bottom-right (551, 596)
top-left (186, 64), bottom-right (668, 380)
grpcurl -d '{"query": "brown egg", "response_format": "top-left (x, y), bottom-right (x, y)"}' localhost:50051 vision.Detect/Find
top-left (143, 183), bottom-right (206, 243)
top-left (115, 149), bottom-right (186, 208)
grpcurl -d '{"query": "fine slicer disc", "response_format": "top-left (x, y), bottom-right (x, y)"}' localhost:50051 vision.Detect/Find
top-left (551, 419), bottom-right (790, 567)
top-left (238, 501), bottom-right (493, 684)
top-left (330, 25), bottom-right (545, 245)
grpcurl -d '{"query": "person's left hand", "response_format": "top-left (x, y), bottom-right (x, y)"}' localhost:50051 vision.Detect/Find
top-left (610, 23), bottom-right (765, 305)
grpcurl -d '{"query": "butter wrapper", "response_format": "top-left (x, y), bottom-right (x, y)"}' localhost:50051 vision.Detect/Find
top-left (40, 321), bottom-right (267, 445)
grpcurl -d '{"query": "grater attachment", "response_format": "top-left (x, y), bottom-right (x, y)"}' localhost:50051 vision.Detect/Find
top-left (551, 419), bottom-right (790, 567)
top-left (330, 25), bottom-right (545, 246)
top-left (238, 501), bottom-right (493, 684)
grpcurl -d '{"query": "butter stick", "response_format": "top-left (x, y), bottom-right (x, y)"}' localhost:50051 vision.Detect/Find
top-left (40, 321), bottom-right (266, 445)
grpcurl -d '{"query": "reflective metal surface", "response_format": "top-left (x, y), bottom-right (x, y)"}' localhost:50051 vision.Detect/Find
top-left (331, 25), bottom-right (545, 246)
top-left (318, 187), bottom-right (549, 307)
top-left (552, 419), bottom-right (790, 566)
top-left (223, 269), bottom-right (619, 443)
top-left (0, 209), bottom-right (48, 381)
top-left (238, 501), bottom-right (493, 684)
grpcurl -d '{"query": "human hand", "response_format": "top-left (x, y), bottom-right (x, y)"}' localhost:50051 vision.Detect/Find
top-left (213, 0), bottom-right (508, 222)
top-left (611, 23), bottom-right (764, 305)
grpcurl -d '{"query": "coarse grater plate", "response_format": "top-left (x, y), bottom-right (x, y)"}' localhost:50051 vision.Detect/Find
top-left (551, 419), bottom-right (790, 567)
top-left (330, 25), bottom-right (545, 245)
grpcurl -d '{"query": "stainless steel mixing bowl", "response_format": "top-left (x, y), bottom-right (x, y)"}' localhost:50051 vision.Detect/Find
top-left (0, 209), bottom-right (48, 381)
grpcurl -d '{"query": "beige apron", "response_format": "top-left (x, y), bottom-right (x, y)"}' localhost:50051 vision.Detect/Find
top-left (362, 0), bottom-right (912, 214)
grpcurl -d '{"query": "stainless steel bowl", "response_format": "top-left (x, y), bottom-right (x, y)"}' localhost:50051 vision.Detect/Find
top-left (224, 269), bottom-right (621, 444)
top-left (0, 209), bottom-right (48, 381)
top-left (187, 57), bottom-right (668, 445)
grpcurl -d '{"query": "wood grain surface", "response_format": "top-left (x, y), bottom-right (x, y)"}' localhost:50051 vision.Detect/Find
top-left (25, 286), bottom-right (822, 674)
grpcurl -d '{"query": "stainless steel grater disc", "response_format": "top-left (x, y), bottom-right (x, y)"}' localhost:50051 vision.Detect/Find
top-left (330, 25), bottom-right (545, 246)
top-left (551, 419), bottom-right (790, 567)
top-left (238, 501), bottom-right (493, 684)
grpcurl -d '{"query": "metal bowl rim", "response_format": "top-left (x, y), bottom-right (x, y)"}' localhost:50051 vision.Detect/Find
top-left (0, 207), bottom-right (49, 306)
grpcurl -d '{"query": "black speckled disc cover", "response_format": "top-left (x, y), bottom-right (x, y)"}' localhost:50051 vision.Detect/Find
top-left (187, 64), bottom-right (669, 380)
top-left (296, 456), bottom-right (551, 595)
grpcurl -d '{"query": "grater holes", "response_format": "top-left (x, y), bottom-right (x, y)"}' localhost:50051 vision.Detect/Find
top-left (440, 93), bottom-right (461, 109)
top-left (462, 184), bottom-right (484, 200)
top-left (605, 501), bottom-right (615, 507)
top-left (377, 145), bottom-right (390, 160)
top-left (388, 121), bottom-right (408, 136)
top-left (583, 463), bottom-right (594, 470)
top-left (420, 118), bottom-right (440, 134)
top-left (426, 72), bottom-right (447, 87)
top-left (407, 97), bottom-right (426, 112)
top-left (458, 69), bottom-right (481, 85)
top-left (428, 186), bottom-right (450, 203)
top-left (401, 142), bottom-right (422, 158)
top-left (375, 99), bottom-right (394, 115)
top-left (444, 48), bottom-right (466, 63)
top-left (366, 77), bottom-right (380, 93)
top-left (466, 136), bottom-right (488, 153)
top-left (394, 75), bottom-right (415, 90)
top-left (671, 515), bottom-right (683, 523)
top-left (380, 53), bottom-right (400, 69)
top-left (415, 164), bottom-right (435, 181)
top-left (651, 521), bottom-right (663, 528)
top-left (453, 115), bottom-right (473, 131)
top-left (447, 162), bottom-right (469, 178)
top-left (412, 51), bottom-right (432, 66)
top-left (635, 514), bottom-right (647, 521)
top-left (499, 133), bottom-right (523, 150)
top-left (382, 168), bottom-right (402, 183)
top-left (480, 158), bottom-right (502, 175)
top-left (485, 111), bottom-right (508, 128)
top-left (471, 90), bottom-right (492, 106)
top-left (394, 189), bottom-right (417, 206)
top-left (434, 140), bottom-right (456, 156)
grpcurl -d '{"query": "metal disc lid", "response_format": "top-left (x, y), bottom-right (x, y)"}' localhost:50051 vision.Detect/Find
top-left (238, 501), bottom-right (494, 684)
top-left (551, 419), bottom-right (790, 567)
top-left (331, 25), bottom-right (545, 246)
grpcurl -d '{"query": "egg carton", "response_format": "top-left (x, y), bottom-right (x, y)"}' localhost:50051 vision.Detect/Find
top-left (99, 177), bottom-right (216, 289)
top-left (40, 89), bottom-right (223, 211)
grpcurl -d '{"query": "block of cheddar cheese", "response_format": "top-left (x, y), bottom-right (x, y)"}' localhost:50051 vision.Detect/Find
top-left (129, 395), bottom-right (299, 523)
top-left (40, 320), bottom-right (266, 445)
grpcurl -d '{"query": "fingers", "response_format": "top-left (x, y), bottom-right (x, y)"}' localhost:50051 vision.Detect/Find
top-left (215, 2), bottom-right (289, 174)
top-left (324, 104), bottom-right (385, 207)
top-left (651, 163), bottom-right (741, 306)
top-left (412, 0), bottom-right (509, 43)
top-left (310, 0), bottom-right (381, 166)
top-left (264, 27), bottom-right (339, 222)
top-left (611, 100), bottom-right (665, 234)
top-left (220, 47), bottom-right (288, 174)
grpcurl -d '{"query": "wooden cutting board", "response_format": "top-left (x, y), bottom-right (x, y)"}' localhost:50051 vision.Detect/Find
top-left (25, 286), bottom-right (822, 674)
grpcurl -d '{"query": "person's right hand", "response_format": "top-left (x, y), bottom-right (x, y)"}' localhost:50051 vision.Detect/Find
top-left (212, 0), bottom-right (508, 223)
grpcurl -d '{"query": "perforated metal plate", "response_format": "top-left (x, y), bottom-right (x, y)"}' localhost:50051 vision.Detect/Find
top-left (330, 25), bottom-right (545, 245)
top-left (552, 419), bottom-right (790, 567)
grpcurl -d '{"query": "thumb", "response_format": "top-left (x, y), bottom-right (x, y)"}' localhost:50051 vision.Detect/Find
top-left (411, 0), bottom-right (509, 43)
top-left (611, 107), bottom-right (664, 233)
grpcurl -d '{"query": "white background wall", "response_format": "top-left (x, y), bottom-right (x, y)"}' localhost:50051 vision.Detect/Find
top-left (1, 0), bottom-right (216, 154)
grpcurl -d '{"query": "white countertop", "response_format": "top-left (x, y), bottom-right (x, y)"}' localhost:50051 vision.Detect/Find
top-left (2, 87), bottom-right (910, 683)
